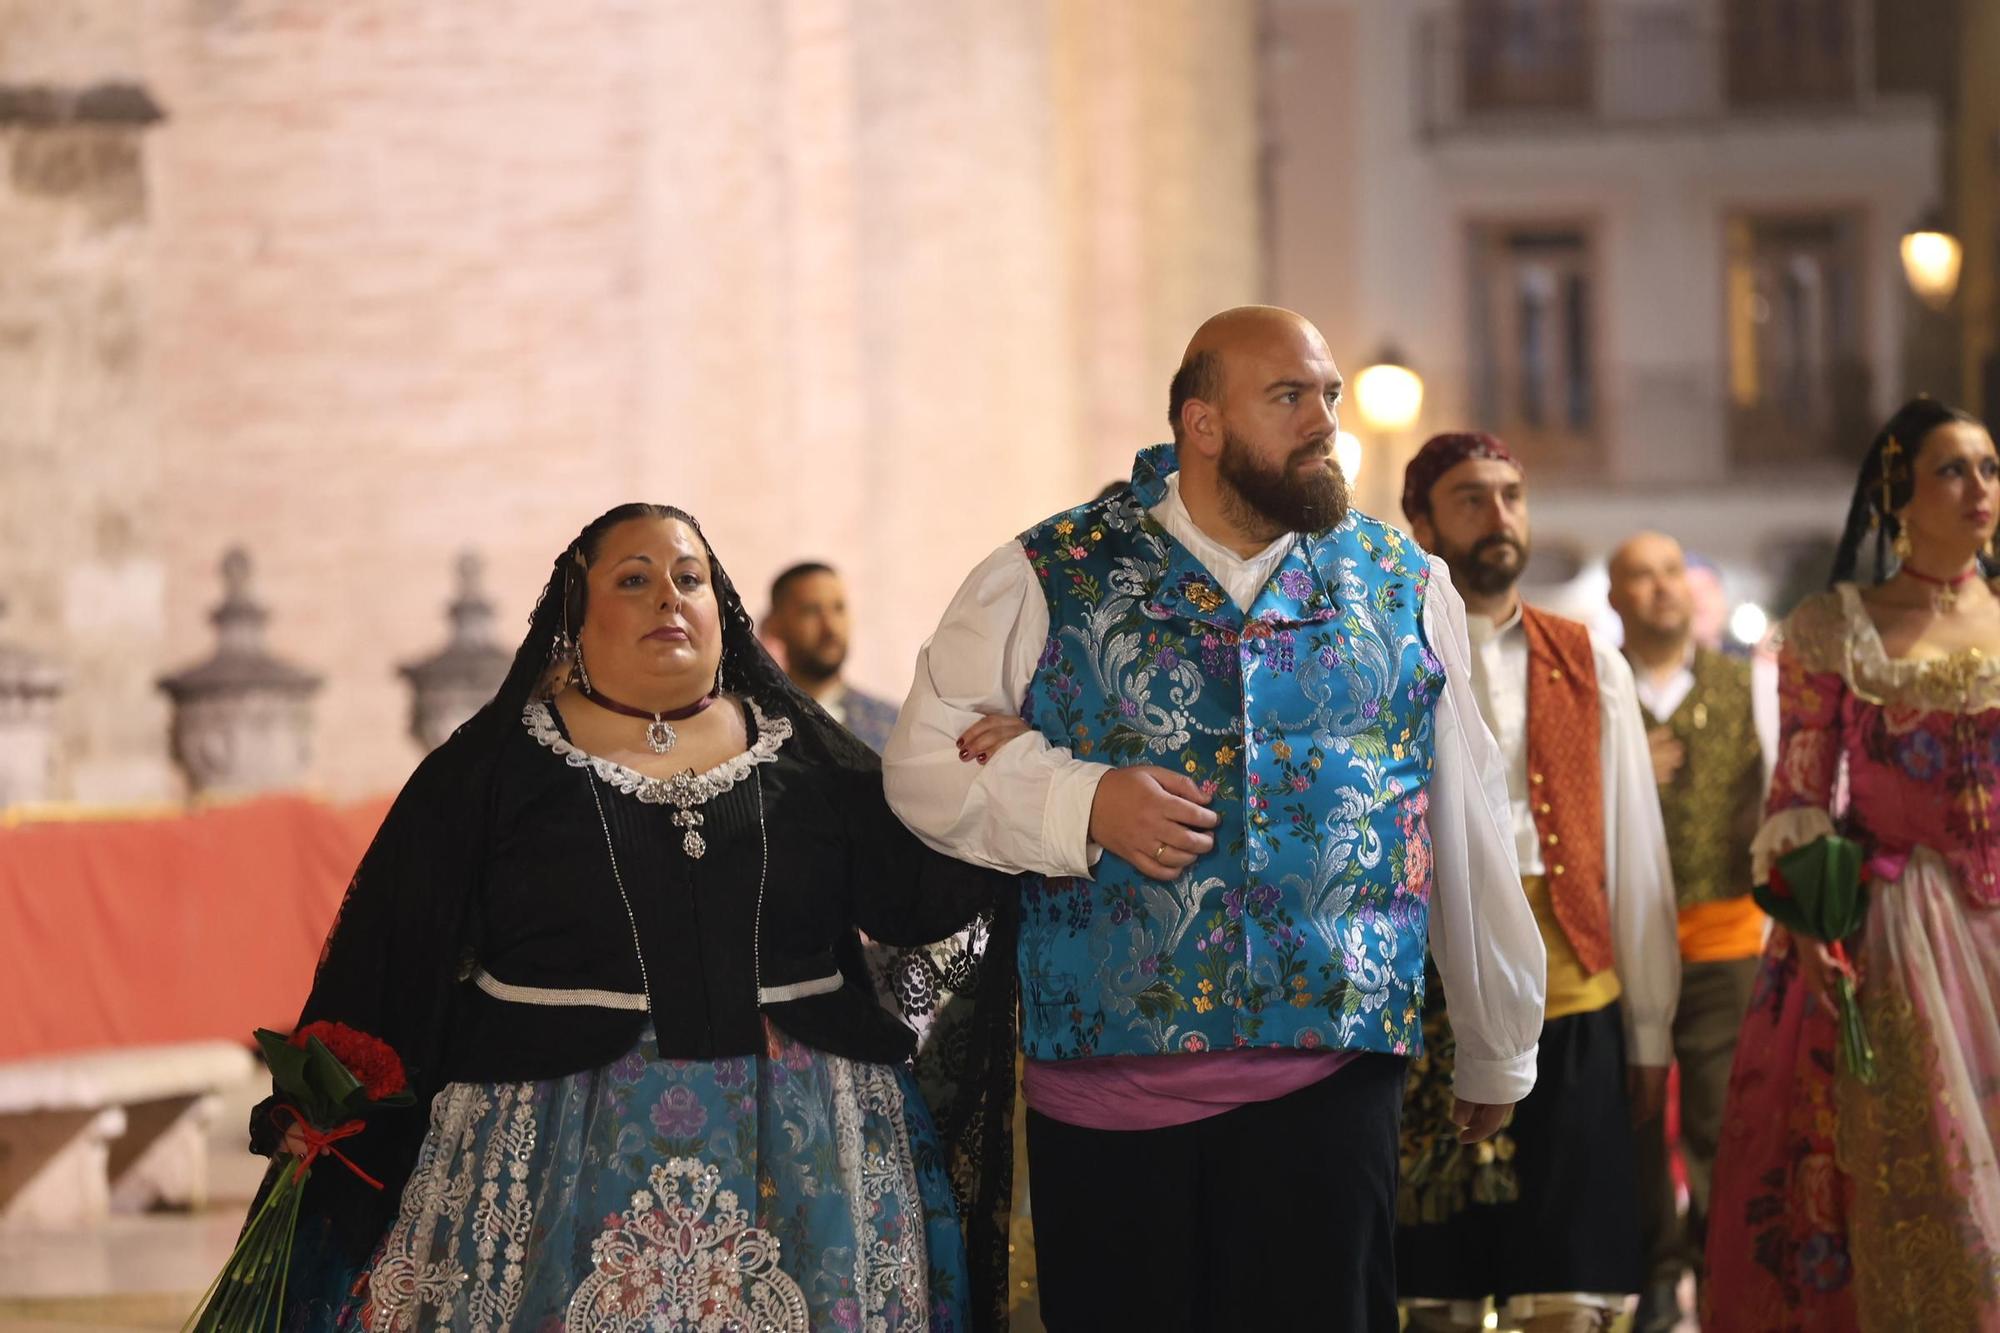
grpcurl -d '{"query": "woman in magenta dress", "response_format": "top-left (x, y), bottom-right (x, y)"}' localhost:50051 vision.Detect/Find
top-left (1705, 398), bottom-right (2000, 1331)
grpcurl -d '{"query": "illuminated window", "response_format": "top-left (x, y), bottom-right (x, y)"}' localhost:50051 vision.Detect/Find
top-left (1469, 222), bottom-right (1599, 469)
top-left (1724, 210), bottom-right (1870, 466)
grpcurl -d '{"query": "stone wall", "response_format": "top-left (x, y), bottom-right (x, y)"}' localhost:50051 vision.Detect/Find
top-left (0, 0), bottom-right (165, 802)
top-left (2, 0), bottom-right (1262, 800)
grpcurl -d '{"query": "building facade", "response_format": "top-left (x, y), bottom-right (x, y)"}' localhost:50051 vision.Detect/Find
top-left (1267, 0), bottom-right (1947, 623)
top-left (1, 0), bottom-right (1265, 802)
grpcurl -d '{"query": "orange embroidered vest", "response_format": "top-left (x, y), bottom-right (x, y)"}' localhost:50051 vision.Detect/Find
top-left (1521, 606), bottom-right (1614, 976)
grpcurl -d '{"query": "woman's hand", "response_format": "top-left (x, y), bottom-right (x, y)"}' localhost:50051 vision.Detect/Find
top-left (956, 714), bottom-right (1032, 765)
top-left (1760, 824), bottom-right (1811, 867)
top-left (279, 1121), bottom-right (308, 1157)
top-left (1783, 926), bottom-right (1851, 1016)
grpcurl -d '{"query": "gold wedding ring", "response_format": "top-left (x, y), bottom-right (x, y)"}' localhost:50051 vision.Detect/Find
top-left (1155, 842), bottom-right (1169, 862)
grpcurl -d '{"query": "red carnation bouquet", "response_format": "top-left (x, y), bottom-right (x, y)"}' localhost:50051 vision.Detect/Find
top-left (183, 1022), bottom-right (413, 1332)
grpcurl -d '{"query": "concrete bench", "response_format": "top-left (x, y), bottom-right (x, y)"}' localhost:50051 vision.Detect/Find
top-left (0, 1041), bottom-right (256, 1231)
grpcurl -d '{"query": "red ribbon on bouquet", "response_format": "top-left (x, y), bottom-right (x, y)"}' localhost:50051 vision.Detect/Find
top-left (270, 1103), bottom-right (384, 1190)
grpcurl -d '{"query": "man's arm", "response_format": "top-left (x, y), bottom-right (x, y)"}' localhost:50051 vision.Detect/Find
top-left (1421, 558), bottom-right (1547, 1127)
top-left (1593, 641), bottom-right (1683, 1082)
top-left (882, 542), bottom-right (1109, 876)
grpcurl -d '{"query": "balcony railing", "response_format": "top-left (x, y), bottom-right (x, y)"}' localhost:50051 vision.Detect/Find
top-left (1417, 0), bottom-right (1881, 138)
top-left (1416, 354), bottom-right (1877, 487)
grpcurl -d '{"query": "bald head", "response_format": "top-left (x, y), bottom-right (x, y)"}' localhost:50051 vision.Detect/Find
top-left (1608, 530), bottom-right (1693, 646)
top-left (1164, 306), bottom-right (1347, 548)
top-left (1609, 531), bottom-right (1682, 582)
top-left (1169, 307), bottom-right (1335, 436)
top-left (1184, 305), bottom-right (1330, 366)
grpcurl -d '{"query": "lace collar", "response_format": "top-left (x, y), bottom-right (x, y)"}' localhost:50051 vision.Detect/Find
top-left (1803, 584), bottom-right (2000, 713)
top-left (522, 697), bottom-right (792, 807)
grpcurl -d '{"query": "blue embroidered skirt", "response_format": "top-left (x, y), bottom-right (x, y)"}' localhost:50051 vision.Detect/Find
top-left (336, 1022), bottom-right (967, 1332)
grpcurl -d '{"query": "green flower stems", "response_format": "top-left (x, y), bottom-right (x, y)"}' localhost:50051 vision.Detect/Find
top-left (183, 1159), bottom-right (309, 1333)
top-left (1828, 941), bottom-right (1878, 1084)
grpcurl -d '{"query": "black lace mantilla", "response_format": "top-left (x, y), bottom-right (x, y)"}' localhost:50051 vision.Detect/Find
top-left (866, 904), bottom-right (1021, 1333)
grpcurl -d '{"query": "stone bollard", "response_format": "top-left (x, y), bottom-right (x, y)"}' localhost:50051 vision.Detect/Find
top-left (156, 548), bottom-right (322, 798)
top-left (0, 595), bottom-right (65, 810)
top-left (399, 551), bottom-right (511, 751)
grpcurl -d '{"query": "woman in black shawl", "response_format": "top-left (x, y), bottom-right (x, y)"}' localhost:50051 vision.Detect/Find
top-left (254, 505), bottom-right (1014, 1331)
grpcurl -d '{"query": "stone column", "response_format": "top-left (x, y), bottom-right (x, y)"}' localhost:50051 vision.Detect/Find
top-left (0, 55), bottom-right (166, 803)
top-left (156, 549), bottom-right (322, 799)
top-left (0, 595), bottom-right (65, 809)
top-left (398, 551), bottom-right (511, 752)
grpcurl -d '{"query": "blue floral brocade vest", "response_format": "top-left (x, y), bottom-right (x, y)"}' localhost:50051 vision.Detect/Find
top-left (1016, 444), bottom-right (1444, 1061)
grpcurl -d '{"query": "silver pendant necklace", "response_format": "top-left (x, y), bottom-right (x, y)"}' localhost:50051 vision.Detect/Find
top-left (585, 765), bottom-right (769, 1005)
top-left (579, 682), bottom-right (718, 755)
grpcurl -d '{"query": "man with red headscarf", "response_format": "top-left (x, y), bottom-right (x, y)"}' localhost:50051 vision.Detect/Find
top-left (1396, 433), bottom-right (1681, 1333)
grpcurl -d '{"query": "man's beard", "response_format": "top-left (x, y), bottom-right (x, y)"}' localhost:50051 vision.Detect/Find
top-left (1217, 429), bottom-right (1350, 536)
top-left (1439, 532), bottom-right (1528, 598)
top-left (788, 639), bottom-right (847, 685)
top-left (1637, 602), bottom-right (1691, 641)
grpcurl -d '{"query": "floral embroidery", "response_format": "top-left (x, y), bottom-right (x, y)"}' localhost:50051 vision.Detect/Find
top-left (367, 1082), bottom-right (538, 1332)
top-left (1702, 587), bottom-right (2000, 1329)
top-left (1898, 729), bottom-right (1945, 782)
top-left (1014, 443), bottom-right (1441, 1060)
top-left (827, 1060), bottom-right (931, 1333)
top-left (650, 1085), bottom-right (708, 1139)
top-left (1275, 568), bottom-right (1315, 601)
top-left (563, 1157), bottom-right (809, 1333)
top-left (1769, 588), bottom-right (2000, 908)
top-left (340, 1026), bottom-right (962, 1333)
top-left (1836, 940), bottom-right (1999, 1327)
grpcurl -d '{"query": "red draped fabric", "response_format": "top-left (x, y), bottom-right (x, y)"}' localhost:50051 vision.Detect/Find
top-left (0, 795), bottom-right (390, 1060)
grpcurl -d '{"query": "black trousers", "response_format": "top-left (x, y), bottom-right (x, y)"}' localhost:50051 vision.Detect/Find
top-left (1396, 1001), bottom-right (1644, 1302)
top-left (1026, 1052), bottom-right (1407, 1333)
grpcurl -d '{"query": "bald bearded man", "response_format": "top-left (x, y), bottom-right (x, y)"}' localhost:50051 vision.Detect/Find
top-left (883, 307), bottom-right (1546, 1330)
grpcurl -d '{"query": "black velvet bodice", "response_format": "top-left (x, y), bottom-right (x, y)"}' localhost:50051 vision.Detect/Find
top-left (255, 693), bottom-right (1003, 1264)
top-left (446, 699), bottom-right (993, 1078)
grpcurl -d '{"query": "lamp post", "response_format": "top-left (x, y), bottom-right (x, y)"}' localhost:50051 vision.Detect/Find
top-left (1901, 212), bottom-right (1963, 312)
top-left (1353, 346), bottom-right (1425, 518)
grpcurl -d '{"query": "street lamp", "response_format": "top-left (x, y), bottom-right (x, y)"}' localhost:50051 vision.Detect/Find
top-left (1351, 347), bottom-right (1424, 518)
top-left (1901, 212), bottom-right (1962, 312)
top-left (1354, 347), bottom-right (1425, 434)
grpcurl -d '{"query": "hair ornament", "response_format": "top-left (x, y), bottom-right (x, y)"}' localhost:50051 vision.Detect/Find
top-left (1878, 434), bottom-right (1903, 518)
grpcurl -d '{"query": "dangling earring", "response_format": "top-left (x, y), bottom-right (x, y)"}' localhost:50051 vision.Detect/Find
top-left (1893, 523), bottom-right (1913, 564)
top-left (557, 554), bottom-right (586, 690)
top-left (574, 641), bottom-right (593, 694)
top-left (544, 630), bottom-right (575, 701)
